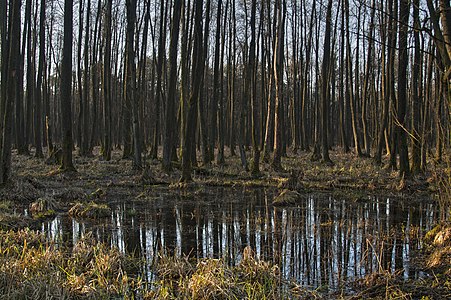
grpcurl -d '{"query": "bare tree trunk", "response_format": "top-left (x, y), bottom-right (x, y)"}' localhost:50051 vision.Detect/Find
top-left (198, 0), bottom-right (210, 165)
top-left (271, 0), bottom-right (285, 171)
top-left (349, 0), bottom-right (363, 157)
top-left (162, 0), bottom-right (182, 172)
top-left (339, 0), bottom-right (349, 153)
top-left (228, 2), bottom-right (237, 157)
top-left (217, 0), bottom-right (228, 165)
top-left (181, 0), bottom-right (204, 182)
top-left (80, 0), bottom-right (91, 156)
top-left (89, 0), bottom-right (102, 152)
top-left (0, 0), bottom-right (20, 183)
top-left (151, 0), bottom-right (167, 160)
top-left (125, 0), bottom-right (141, 169)
top-left (211, 0), bottom-right (222, 164)
top-left (361, 0), bottom-right (376, 157)
top-left (102, 0), bottom-right (112, 161)
top-left (34, 0), bottom-right (44, 158)
top-left (301, 0), bottom-right (316, 152)
top-left (320, 0), bottom-right (333, 165)
top-left (122, 7), bottom-right (133, 161)
top-left (76, 0), bottom-right (84, 154)
top-left (375, 0), bottom-right (389, 165)
top-left (16, 0), bottom-right (30, 155)
top-left (411, 0), bottom-right (422, 174)
top-left (138, 0), bottom-right (151, 150)
top-left (248, 0), bottom-right (260, 175)
top-left (60, 0), bottom-right (76, 172)
top-left (397, 0), bottom-right (410, 178)
top-left (388, 0), bottom-right (398, 170)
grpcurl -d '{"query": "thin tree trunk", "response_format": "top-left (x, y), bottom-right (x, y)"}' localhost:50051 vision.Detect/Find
top-left (411, 0), bottom-right (422, 174)
top-left (397, 0), bottom-right (410, 178)
top-left (102, 0), bottom-right (112, 161)
top-left (211, 0), bottom-right (222, 164)
top-left (249, 0), bottom-right (260, 175)
top-left (272, 0), bottom-right (285, 171)
top-left (320, 0), bottom-right (333, 165)
top-left (361, 0), bottom-right (376, 157)
top-left (198, 0), bottom-right (210, 165)
top-left (80, 0), bottom-right (91, 156)
top-left (34, 0), bottom-right (44, 158)
top-left (217, 0), bottom-right (228, 165)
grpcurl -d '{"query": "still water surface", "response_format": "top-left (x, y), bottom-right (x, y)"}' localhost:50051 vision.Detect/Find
top-left (41, 187), bottom-right (439, 288)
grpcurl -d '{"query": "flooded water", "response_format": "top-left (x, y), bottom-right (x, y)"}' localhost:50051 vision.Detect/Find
top-left (41, 187), bottom-right (440, 289)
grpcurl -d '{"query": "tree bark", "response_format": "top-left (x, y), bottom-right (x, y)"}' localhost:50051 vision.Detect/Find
top-left (0, 0), bottom-right (21, 183)
top-left (271, 0), bottom-right (285, 171)
top-left (411, 0), bottom-right (422, 174)
top-left (125, 0), bottom-right (141, 169)
top-left (162, 0), bottom-right (182, 173)
top-left (102, 0), bottom-right (112, 161)
top-left (397, 0), bottom-right (410, 178)
top-left (320, 0), bottom-right (333, 165)
top-left (181, 0), bottom-right (204, 182)
top-left (60, 0), bottom-right (76, 172)
top-left (211, 0), bottom-right (222, 164)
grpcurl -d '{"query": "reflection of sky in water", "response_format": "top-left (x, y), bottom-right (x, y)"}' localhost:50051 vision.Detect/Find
top-left (42, 188), bottom-right (440, 288)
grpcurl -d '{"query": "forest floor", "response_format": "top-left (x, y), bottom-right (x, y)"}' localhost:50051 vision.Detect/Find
top-left (0, 146), bottom-right (450, 299)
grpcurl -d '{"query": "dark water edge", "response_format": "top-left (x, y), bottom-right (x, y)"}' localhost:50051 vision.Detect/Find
top-left (39, 187), bottom-right (441, 290)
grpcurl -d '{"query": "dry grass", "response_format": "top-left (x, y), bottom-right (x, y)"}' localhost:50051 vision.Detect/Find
top-left (0, 229), bottom-right (142, 299)
top-left (149, 246), bottom-right (322, 300)
top-left (68, 202), bottom-right (111, 219)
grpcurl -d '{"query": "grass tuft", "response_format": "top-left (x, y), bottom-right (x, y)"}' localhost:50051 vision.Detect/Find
top-left (68, 202), bottom-right (111, 219)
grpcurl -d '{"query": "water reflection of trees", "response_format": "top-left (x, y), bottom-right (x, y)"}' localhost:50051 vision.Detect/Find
top-left (43, 188), bottom-right (439, 288)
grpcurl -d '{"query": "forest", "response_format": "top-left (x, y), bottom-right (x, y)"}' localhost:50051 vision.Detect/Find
top-left (0, 0), bottom-right (450, 299)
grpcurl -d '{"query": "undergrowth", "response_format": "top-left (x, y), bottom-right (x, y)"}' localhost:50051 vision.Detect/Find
top-left (0, 229), bottom-right (142, 299)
